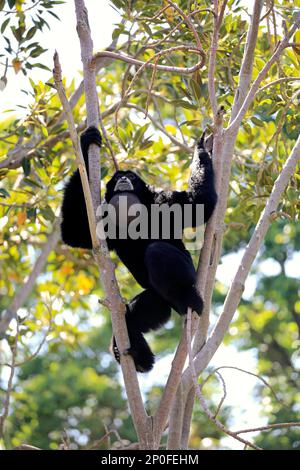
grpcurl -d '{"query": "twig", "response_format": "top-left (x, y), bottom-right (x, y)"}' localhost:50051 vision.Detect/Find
top-left (208, 366), bottom-right (287, 408)
top-left (236, 422), bottom-right (300, 435)
top-left (257, 77), bottom-right (300, 94)
top-left (211, 371), bottom-right (227, 419)
top-left (4, 304), bottom-right (53, 368)
top-left (87, 429), bottom-right (122, 450)
top-left (230, 0), bottom-right (264, 122)
top-left (93, 47), bottom-right (205, 76)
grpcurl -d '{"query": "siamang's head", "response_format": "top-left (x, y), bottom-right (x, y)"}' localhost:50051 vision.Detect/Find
top-left (105, 170), bottom-right (147, 203)
top-left (105, 170), bottom-right (149, 227)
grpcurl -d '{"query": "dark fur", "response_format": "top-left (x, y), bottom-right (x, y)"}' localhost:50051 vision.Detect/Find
top-left (61, 126), bottom-right (217, 372)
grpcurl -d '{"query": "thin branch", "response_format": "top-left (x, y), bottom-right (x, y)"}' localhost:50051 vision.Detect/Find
top-left (236, 422), bottom-right (300, 435)
top-left (93, 47), bottom-right (205, 76)
top-left (1, 0), bottom-right (42, 14)
top-left (57, 4), bottom-right (151, 449)
top-left (209, 366), bottom-right (287, 408)
top-left (211, 371), bottom-right (227, 419)
top-left (208, 1), bottom-right (227, 118)
top-left (230, 0), bottom-right (264, 121)
top-left (6, 305), bottom-right (53, 368)
top-left (257, 76), bottom-right (300, 94)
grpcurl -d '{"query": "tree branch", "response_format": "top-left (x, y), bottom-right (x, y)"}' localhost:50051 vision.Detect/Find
top-left (183, 132), bottom-right (300, 389)
top-left (208, 1), bottom-right (227, 118)
top-left (93, 46), bottom-right (205, 76)
top-left (54, 6), bottom-right (150, 445)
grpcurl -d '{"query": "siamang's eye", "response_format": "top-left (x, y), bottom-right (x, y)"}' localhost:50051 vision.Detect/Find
top-left (127, 174), bottom-right (135, 180)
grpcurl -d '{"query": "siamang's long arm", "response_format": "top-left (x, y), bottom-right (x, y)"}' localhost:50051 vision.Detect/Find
top-left (60, 127), bottom-right (102, 249)
top-left (153, 134), bottom-right (217, 226)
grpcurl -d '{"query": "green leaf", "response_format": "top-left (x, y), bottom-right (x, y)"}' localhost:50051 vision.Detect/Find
top-left (101, 167), bottom-right (108, 179)
top-left (25, 27), bottom-right (37, 41)
top-left (172, 99), bottom-right (197, 110)
top-left (23, 178), bottom-right (43, 189)
top-left (41, 126), bottom-right (48, 138)
top-left (22, 157), bottom-right (31, 176)
top-left (30, 46), bottom-right (46, 58)
top-left (180, 119), bottom-right (201, 127)
top-left (26, 207), bottom-right (37, 220)
top-left (32, 63), bottom-right (51, 71)
top-left (139, 139), bottom-right (154, 150)
top-left (189, 78), bottom-right (201, 102)
top-left (1, 18), bottom-right (10, 34)
top-left (0, 0), bottom-right (5, 11)
top-left (251, 116), bottom-right (264, 127)
top-left (11, 26), bottom-right (23, 42)
top-left (40, 205), bottom-right (55, 222)
top-left (133, 124), bottom-right (149, 146)
top-left (47, 10), bottom-right (61, 21)
top-left (110, 0), bottom-right (124, 9)
top-left (0, 188), bottom-right (10, 198)
top-left (141, 22), bottom-right (152, 37)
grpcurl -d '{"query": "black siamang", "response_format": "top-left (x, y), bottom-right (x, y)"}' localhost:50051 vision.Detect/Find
top-left (61, 126), bottom-right (217, 372)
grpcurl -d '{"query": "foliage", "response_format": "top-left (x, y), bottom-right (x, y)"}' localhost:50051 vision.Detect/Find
top-left (0, 0), bottom-right (299, 450)
top-left (0, 0), bottom-right (64, 88)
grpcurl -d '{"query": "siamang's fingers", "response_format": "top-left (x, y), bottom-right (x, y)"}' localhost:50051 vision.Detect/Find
top-left (110, 336), bottom-right (120, 364)
top-left (205, 133), bottom-right (214, 154)
top-left (198, 130), bottom-right (206, 149)
top-left (80, 126), bottom-right (102, 148)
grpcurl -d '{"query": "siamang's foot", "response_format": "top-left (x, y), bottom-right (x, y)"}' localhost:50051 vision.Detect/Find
top-left (111, 334), bottom-right (155, 373)
top-left (80, 126), bottom-right (102, 151)
top-left (176, 286), bottom-right (204, 316)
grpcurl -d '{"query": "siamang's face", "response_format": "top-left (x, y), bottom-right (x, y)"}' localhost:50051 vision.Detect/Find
top-left (105, 170), bottom-right (146, 202)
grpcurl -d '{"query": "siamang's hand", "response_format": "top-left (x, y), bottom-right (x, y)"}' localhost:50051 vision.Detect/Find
top-left (197, 130), bottom-right (213, 155)
top-left (80, 125), bottom-right (102, 152)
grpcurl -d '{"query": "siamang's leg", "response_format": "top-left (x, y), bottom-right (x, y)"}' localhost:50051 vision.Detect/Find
top-left (112, 288), bottom-right (171, 373)
top-left (145, 242), bottom-right (203, 316)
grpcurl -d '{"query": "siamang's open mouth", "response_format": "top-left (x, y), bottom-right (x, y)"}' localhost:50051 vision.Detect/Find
top-left (114, 178), bottom-right (134, 192)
